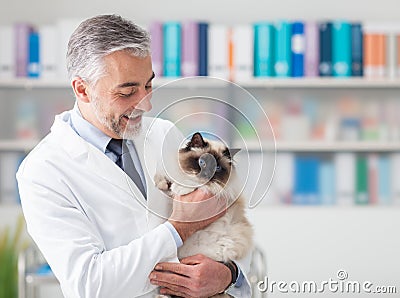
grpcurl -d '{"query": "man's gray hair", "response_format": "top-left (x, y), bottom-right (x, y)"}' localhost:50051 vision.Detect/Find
top-left (66, 14), bottom-right (151, 85)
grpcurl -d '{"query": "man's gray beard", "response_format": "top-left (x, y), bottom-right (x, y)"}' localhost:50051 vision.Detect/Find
top-left (92, 95), bottom-right (142, 140)
top-left (123, 122), bottom-right (142, 140)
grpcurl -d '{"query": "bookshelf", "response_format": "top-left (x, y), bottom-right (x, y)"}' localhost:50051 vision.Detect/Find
top-left (1, 77), bottom-right (400, 206)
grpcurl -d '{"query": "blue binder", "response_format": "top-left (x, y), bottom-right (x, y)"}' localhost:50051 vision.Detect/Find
top-left (254, 22), bottom-right (274, 77)
top-left (163, 22), bottom-right (181, 77)
top-left (351, 23), bottom-right (364, 76)
top-left (28, 31), bottom-right (40, 78)
top-left (291, 21), bottom-right (305, 77)
top-left (198, 22), bottom-right (208, 76)
top-left (318, 22), bottom-right (332, 76)
top-left (332, 20), bottom-right (351, 77)
top-left (274, 20), bottom-right (291, 77)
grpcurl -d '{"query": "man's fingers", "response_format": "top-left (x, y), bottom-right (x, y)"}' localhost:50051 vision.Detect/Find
top-left (180, 254), bottom-right (205, 265)
top-left (150, 270), bottom-right (188, 286)
top-left (153, 262), bottom-right (191, 277)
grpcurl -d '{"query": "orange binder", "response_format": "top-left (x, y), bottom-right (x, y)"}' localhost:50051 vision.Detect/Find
top-left (364, 33), bottom-right (387, 78)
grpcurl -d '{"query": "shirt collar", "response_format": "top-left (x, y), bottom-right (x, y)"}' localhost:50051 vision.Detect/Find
top-left (70, 102), bottom-right (111, 153)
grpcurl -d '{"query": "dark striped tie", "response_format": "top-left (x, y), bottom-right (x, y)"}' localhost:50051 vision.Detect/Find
top-left (107, 139), bottom-right (147, 198)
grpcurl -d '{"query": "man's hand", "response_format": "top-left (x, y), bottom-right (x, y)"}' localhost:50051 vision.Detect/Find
top-left (150, 254), bottom-right (232, 297)
top-left (168, 189), bottom-right (227, 242)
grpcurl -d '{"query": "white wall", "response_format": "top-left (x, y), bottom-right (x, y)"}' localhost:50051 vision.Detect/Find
top-left (248, 207), bottom-right (400, 297)
top-left (1, 0), bottom-right (399, 25)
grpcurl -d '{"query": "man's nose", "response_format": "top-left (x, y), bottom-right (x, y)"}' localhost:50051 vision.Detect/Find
top-left (136, 90), bottom-right (152, 112)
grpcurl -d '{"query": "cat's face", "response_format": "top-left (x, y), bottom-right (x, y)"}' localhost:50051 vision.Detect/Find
top-left (178, 132), bottom-right (239, 188)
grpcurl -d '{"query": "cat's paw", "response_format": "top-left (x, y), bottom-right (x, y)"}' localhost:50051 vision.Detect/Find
top-left (154, 173), bottom-right (171, 191)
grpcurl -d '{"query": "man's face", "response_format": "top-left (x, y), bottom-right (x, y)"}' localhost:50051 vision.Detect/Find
top-left (88, 51), bottom-right (154, 139)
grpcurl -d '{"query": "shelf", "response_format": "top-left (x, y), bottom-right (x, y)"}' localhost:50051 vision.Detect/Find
top-left (153, 77), bottom-right (230, 88)
top-left (237, 77), bottom-right (400, 88)
top-left (240, 140), bottom-right (400, 152)
top-left (251, 205), bottom-right (400, 211)
top-left (0, 78), bottom-right (70, 89)
top-left (25, 273), bottom-right (58, 285)
top-left (0, 139), bottom-right (39, 151)
top-left (2, 139), bottom-right (400, 153)
top-left (1, 77), bottom-right (400, 89)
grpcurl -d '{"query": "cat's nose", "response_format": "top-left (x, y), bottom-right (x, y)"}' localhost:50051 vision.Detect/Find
top-left (198, 153), bottom-right (217, 181)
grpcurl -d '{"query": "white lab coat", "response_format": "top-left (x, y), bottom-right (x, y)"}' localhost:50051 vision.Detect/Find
top-left (16, 110), bottom-right (251, 298)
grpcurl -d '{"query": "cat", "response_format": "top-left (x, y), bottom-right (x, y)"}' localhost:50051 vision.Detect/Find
top-left (154, 132), bottom-right (253, 296)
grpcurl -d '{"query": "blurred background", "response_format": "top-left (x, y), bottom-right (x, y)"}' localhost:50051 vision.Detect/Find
top-left (0, 0), bottom-right (399, 297)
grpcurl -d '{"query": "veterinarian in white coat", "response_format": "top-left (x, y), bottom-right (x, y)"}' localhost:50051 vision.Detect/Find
top-left (16, 15), bottom-right (252, 298)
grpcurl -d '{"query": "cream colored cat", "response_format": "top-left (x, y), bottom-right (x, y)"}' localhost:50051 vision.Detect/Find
top-left (154, 132), bottom-right (253, 297)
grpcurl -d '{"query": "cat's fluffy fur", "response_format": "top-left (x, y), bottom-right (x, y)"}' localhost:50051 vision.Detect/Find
top-left (155, 132), bottom-right (253, 263)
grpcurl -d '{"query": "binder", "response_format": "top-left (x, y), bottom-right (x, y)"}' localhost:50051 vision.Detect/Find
top-left (15, 23), bottom-right (33, 77)
top-left (181, 21), bottom-right (199, 77)
top-left (274, 20), bottom-right (291, 77)
top-left (351, 23), bottom-right (363, 76)
top-left (390, 153), bottom-right (400, 205)
top-left (304, 21), bottom-right (319, 77)
top-left (332, 20), bottom-right (351, 77)
top-left (163, 22), bottom-right (181, 77)
top-left (231, 24), bottom-right (253, 81)
top-left (363, 23), bottom-right (387, 78)
top-left (293, 156), bottom-right (320, 205)
top-left (0, 153), bottom-right (23, 204)
top-left (198, 22), bottom-right (208, 76)
top-left (291, 21), bottom-right (305, 77)
top-left (208, 24), bottom-right (229, 79)
top-left (275, 153), bottom-right (294, 204)
top-left (39, 25), bottom-right (58, 79)
top-left (368, 154), bottom-right (378, 204)
top-left (378, 155), bottom-right (391, 205)
top-left (398, 35), bottom-right (400, 77)
top-left (0, 25), bottom-right (15, 79)
top-left (254, 22), bottom-right (274, 77)
top-left (28, 31), bottom-right (40, 78)
top-left (386, 32), bottom-right (397, 79)
top-left (355, 155), bottom-right (369, 205)
top-left (149, 21), bottom-right (163, 78)
top-left (319, 160), bottom-right (335, 205)
top-left (335, 153), bottom-right (355, 205)
top-left (318, 21), bottom-right (332, 76)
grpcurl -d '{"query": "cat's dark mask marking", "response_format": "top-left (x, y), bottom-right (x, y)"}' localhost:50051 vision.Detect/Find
top-left (178, 132), bottom-right (241, 186)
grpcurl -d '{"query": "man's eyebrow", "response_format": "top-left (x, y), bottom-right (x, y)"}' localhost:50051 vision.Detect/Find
top-left (115, 72), bottom-right (155, 89)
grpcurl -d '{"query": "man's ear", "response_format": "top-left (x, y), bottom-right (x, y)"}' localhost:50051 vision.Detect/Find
top-left (71, 77), bottom-right (90, 103)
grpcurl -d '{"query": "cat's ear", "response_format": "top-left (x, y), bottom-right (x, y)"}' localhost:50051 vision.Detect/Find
top-left (229, 148), bottom-right (242, 158)
top-left (223, 148), bottom-right (241, 159)
top-left (188, 132), bottom-right (207, 148)
top-left (229, 148), bottom-right (241, 157)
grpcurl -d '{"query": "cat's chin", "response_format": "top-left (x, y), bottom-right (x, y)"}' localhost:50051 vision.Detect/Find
top-left (170, 184), bottom-right (196, 196)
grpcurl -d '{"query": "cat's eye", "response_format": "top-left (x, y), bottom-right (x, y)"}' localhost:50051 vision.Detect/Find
top-left (216, 165), bottom-right (222, 172)
top-left (199, 159), bottom-right (206, 167)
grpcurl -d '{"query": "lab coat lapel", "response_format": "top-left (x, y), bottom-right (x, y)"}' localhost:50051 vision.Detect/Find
top-left (133, 118), bottom-right (172, 230)
top-left (51, 112), bottom-right (141, 198)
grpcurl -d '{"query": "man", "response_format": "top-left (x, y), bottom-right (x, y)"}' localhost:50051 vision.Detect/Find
top-left (16, 14), bottom-right (251, 297)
